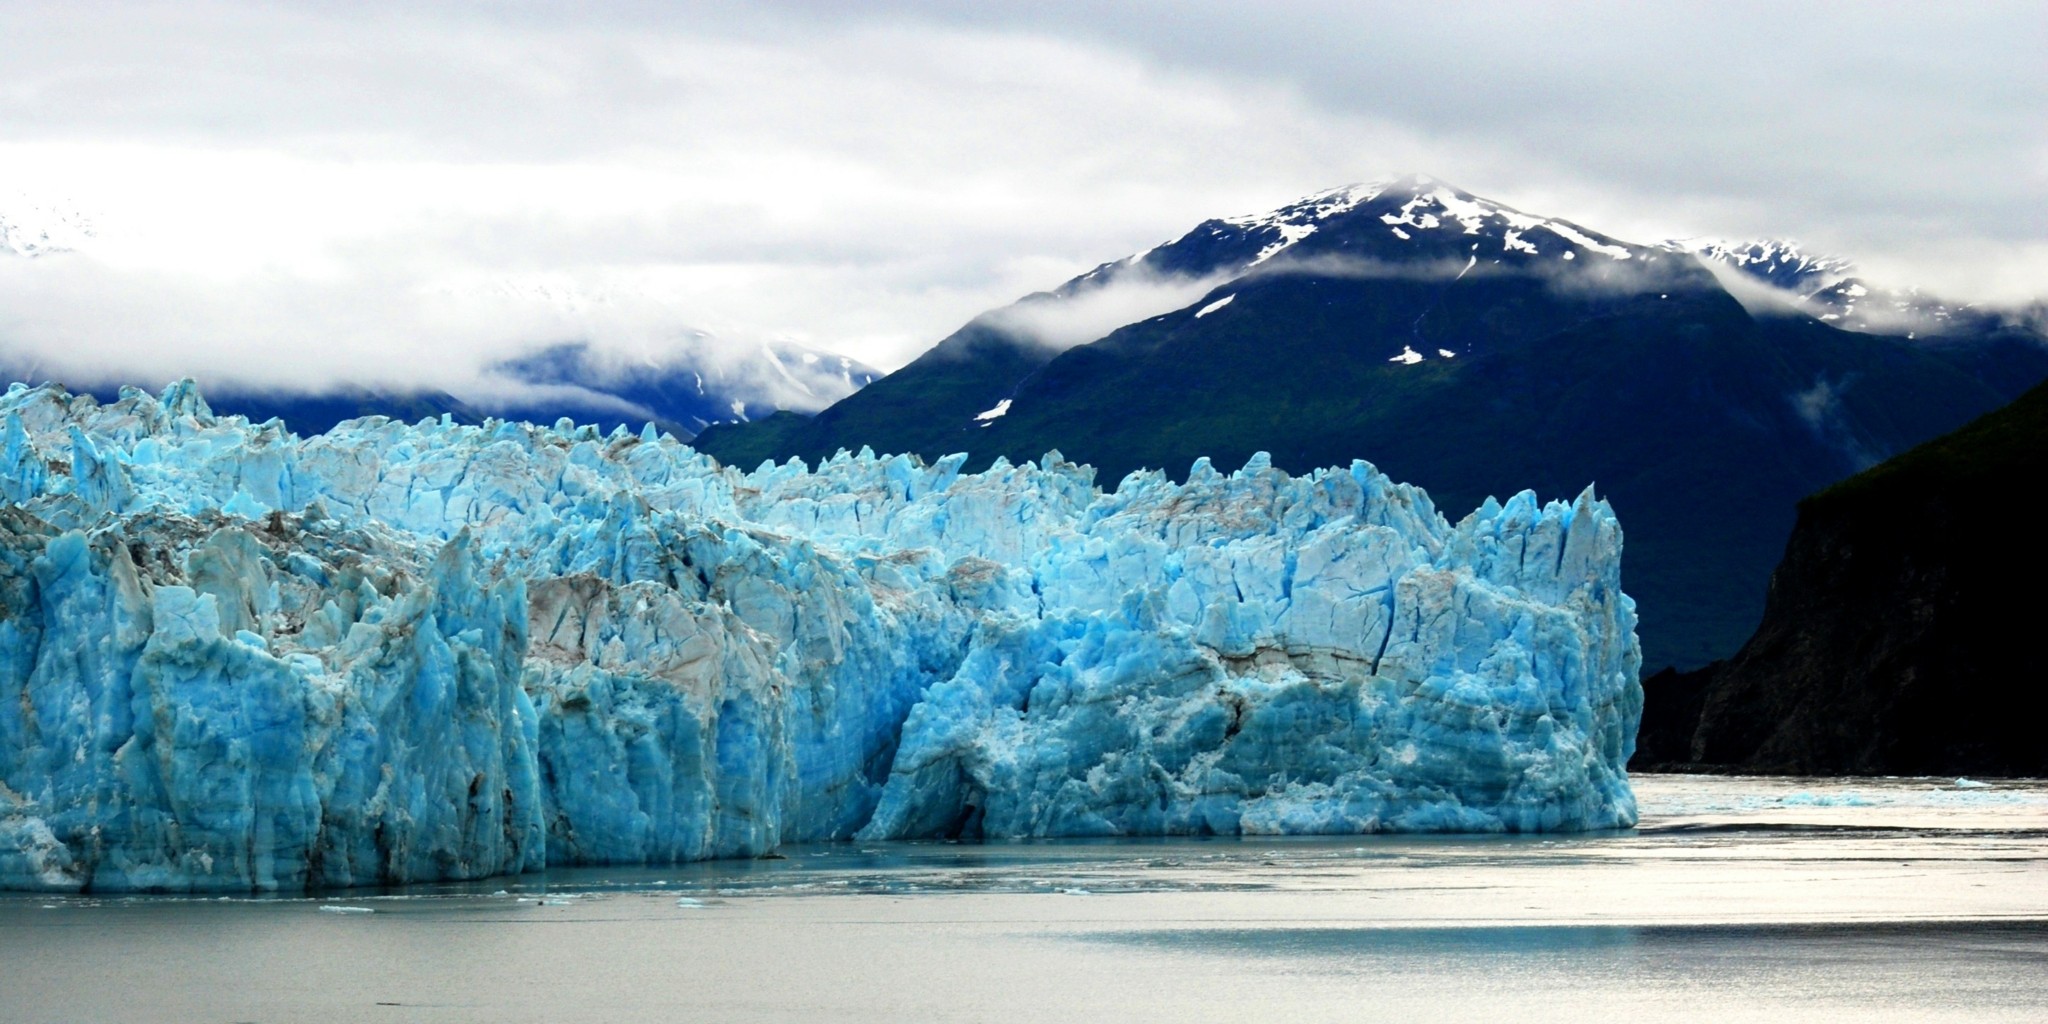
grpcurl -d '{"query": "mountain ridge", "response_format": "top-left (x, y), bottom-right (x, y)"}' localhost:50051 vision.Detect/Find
top-left (695, 178), bottom-right (2048, 671)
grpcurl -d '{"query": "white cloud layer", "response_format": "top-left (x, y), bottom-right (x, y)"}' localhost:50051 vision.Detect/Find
top-left (0, 1), bottom-right (2041, 390)
top-left (983, 267), bottom-right (1239, 354)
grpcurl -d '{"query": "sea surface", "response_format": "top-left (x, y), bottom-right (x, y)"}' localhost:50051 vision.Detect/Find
top-left (4, 774), bottom-right (2045, 1023)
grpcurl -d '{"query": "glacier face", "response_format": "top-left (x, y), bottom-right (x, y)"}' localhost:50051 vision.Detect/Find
top-left (0, 382), bottom-right (1640, 892)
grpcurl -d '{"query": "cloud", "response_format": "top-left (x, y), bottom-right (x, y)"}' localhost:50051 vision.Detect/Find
top-left (1251, 253), bottom-right (1482, 284)
top-left (0, 1), bottom-right (2041, 393)
top-left (1693, 258), bottom-right (1814, 317)
top-left (979, 264), bottom-right (1237, 353)
top-left (1254, 249), bottom-right (1719, 304)
top-left (1529, 251), bottom-right (1720, 300)
top-left (0, 8), bottom-right (1414, 382)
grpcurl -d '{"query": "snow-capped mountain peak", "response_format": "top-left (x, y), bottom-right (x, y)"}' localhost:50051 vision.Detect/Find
top-left (1040, 176), bottom-right (1673, 360)
top-left (1186, 175), bottom-right (1649, 274)
top-left (1219, 179), bottom-right (1394, 263)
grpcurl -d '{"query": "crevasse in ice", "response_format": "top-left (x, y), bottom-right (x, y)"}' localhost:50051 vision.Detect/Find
top-left (0, 381), bottom-right (1641, 892)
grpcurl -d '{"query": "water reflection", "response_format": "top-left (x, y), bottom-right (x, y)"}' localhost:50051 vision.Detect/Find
top-left (3, 775), bottom-right (2045, 1023)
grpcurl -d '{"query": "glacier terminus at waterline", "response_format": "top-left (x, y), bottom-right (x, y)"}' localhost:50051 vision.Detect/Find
top-left (0, 381), bottom-right (1641, 892)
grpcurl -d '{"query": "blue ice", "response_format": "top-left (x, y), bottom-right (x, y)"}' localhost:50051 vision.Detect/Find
top-left (0, 382), bottom-right (1640, 891)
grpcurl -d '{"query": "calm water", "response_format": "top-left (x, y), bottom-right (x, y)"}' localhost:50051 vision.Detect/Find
top-left (4, 775), bottom-right (2045, 1023)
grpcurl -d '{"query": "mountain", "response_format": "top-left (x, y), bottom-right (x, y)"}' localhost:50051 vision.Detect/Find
top-left (695, 176), bottom-right (2048, 671)
top-left (1633, 379), bottom-right (2048, 775)
top-left (1689, 236), bottom-right (2048, 400)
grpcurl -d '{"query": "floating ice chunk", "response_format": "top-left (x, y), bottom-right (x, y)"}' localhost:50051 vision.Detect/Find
top-left (1390, 346), bottom-right (1425, 365)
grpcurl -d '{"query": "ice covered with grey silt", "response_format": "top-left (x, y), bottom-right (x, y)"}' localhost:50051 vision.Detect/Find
top-left (0, 380), bottom-right (1640, 891)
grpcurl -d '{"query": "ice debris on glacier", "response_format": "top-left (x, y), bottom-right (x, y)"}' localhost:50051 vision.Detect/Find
top-left (0, 381), bottom-right (1641, 892)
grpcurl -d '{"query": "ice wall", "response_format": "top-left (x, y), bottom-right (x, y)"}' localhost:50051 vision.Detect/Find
top-left (0, 382), bottom-right (1640, 891)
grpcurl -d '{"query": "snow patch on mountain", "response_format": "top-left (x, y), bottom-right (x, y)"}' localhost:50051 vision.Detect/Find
top-left (1539, 221), bottom-right (1633, 260)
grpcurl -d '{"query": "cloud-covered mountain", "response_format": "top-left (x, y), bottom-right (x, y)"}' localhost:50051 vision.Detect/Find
top-left (0, 334), bottom-right (879, 441)
top-left (0, 206), bottom-right (881, 438)
top-left (1684, 237), bottom-right (2028, 339)
top-left (696, 177), bottom-right (2048, 672)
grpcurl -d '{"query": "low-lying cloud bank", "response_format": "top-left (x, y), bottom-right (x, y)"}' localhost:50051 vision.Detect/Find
top-left (979, 264), bottom-right (1239, 353)
top-left (0, 254), bottom-right (868, 412)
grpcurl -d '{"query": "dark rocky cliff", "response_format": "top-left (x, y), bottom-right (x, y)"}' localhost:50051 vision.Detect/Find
top-left (1633, 379), bottom-right (2048, 775)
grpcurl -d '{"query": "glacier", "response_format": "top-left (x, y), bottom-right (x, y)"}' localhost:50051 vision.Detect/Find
top-left (0, 381), bottom-right (1641, 892)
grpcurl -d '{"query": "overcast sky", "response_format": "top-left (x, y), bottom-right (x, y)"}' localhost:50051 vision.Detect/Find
top-left (1, 0), bottom-right (2042, 391)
